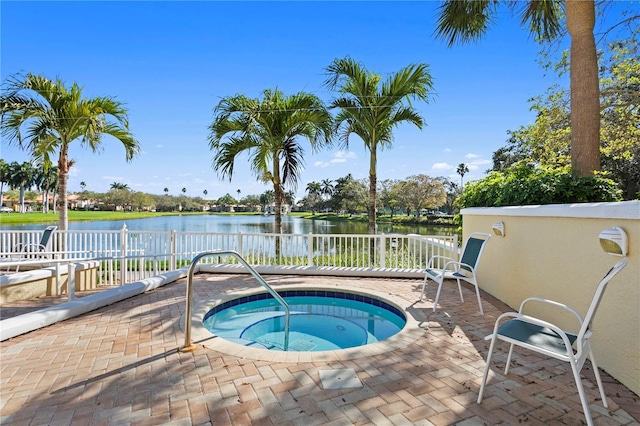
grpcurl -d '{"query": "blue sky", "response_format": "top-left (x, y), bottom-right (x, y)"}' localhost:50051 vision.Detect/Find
top-left (0, 1), bottom-right (627, 201)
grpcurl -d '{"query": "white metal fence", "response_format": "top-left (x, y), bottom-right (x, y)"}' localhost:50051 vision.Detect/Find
top-left (1, 226), bottom-right (458, 285)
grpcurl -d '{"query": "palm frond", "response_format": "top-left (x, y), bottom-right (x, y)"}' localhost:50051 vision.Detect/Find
top-left (434, 0), bottom-right (497, 47)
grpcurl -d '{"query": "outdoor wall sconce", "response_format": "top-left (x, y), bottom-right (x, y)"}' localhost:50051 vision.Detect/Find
top-left (599, 226), bottom-right (627, 256)
top-left (492, 221), bottom-right (505, 237)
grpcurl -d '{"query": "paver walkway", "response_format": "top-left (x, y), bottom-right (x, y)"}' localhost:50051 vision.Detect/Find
top-left (1, 274), bottom-right (638, 425)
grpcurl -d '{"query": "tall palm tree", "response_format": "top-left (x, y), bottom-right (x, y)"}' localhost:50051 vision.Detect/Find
top-left (35, 164), bottom-right (58, 213)
top-left (237, 189), bottom-right (241, 206)
top-left (306, 181), bottom-right (321, 197)
top-left (203, 189), bottom-right (208, 199)
top-left (164, 187), bottom-right (169, 196)
top-left (456, 163), bottom-right (469, 189)
top-left (320, 178), bottom-right (334, 200)
top-left (434, 0), bottom-right (598, 177)
top-left (8, 161), bottom-right (36, 213)
top-left (0, 159), bottom-right (8, 208)
top-left (325, 57), bottom-right (434, 234)
top-left (0, 73), bottom-right (139, 230)
top-left (208, 88), bottom-right (333, 234)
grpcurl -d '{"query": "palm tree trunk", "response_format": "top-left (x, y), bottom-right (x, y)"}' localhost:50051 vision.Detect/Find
top-left (57, 148), bottom-right (69, 230)
top-left (19, 188), bottom-right (25, 213)
top-left (368, 147), bottom-right (377, 235)
top-left (567, 0), bottom-right (600, 177)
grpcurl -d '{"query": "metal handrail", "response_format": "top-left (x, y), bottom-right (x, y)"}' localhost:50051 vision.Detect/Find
top-left (180, 250), bottom-right (290, 352)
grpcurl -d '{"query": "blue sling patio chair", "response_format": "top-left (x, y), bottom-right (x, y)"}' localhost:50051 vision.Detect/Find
top-left (477, 226), bottom-right (629, 426)
top-left (420, 232), bottom-right (491, 315)
top-left (6, 225), bottom-right (57, 272)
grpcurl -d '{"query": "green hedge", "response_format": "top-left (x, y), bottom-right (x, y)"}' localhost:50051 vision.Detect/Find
top-left (457, 163), bottom-right (622, 208)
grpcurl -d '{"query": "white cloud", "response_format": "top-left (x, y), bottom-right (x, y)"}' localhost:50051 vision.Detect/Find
top-left (333, 150), bottom-right (356, 159)
top-left (431, 162), bottom-right (453, 171)
top-left (156, 144), bottom-right (164, 148)
top-left (465, 153), bottom-right (480, 159)
top-left (330, 158), bottom-right (347, 164)
top-left (443, 148), bottom-right (452, 153)
top-left (314, 161), bottom-right (329, 167)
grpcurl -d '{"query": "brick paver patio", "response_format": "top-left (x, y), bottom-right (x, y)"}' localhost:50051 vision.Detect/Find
top-left (1, 274), bottom-right (638, 425)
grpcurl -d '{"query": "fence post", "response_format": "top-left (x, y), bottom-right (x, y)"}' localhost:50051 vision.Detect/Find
top-left (120, 223), bottom-right (128, 285)
top-left (237, 231), bottom-right (243, 257)
top-left (307, 232), bottom-right (313, 266)
top-left (379, 234), bottom-right (386, 268)
top-left (55, 262), bottom-right (62, 295)
top-left (170, 230), bottom-right (177, 270)
top-left (68, 262), bottom-right (76, 301)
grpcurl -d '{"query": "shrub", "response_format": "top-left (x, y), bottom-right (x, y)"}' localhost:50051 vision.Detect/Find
top-left (456, 163), bottom-right (622, 208)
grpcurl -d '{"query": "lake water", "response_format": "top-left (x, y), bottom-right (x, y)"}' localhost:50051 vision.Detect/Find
top-left (0, 214), bottom-right (457, 236)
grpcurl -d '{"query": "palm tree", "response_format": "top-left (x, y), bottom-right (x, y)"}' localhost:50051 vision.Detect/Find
top-left (306, 181), bottom-right (322, 197)
top-left (208, 88), bottom-right (333, 234)
top-left (456, 163), bottom-right (469, 189)
top-left (320, 178), bottom-right (334, 199)
top-left (434, 0), bottom-right (598, 177)
top-left (203, 189), bottom-right (208, 199)
top-left (110, 182), bottom-right (130, 190)
top-left (8, 161), bottom-right (36, 213)
top-left (0, 73), bottom-right (139, 230)
top-left (236, 189), bottom-right (241, 206)
top-left (164, 187), bottom-right (169, 196)
top-left (80, 181), bottom-right (86, 192)
top-left (35, 164), bottom-right (58, 213)
top-left (0, 159), bottom-right (8, 208)
top-left (324, 57), bottom-right (434, 234)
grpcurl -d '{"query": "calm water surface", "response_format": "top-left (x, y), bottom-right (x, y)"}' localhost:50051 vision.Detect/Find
top-left (0, 214), bottom-right (456, 236)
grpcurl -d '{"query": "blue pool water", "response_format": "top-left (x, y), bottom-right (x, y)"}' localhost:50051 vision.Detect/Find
top-left (203, 290), bottom-right (406, 352)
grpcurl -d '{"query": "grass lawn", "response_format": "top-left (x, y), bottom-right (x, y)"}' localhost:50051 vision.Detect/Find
top-left (0, 210), bottom-right (211, 225)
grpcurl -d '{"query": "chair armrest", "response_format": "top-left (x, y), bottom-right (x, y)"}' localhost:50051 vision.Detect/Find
top-left (518, 297), bottom-right (584, 325)
top-left (17, 244), bottom-right (47, 253)
top-left (427, 255), bottom-right (455, 269)
top-left (440, 260), bottom-right (475, 276)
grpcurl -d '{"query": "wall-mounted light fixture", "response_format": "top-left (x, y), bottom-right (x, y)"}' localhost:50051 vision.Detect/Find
top-left (599, 226), bottom-right (627, 256)
top-left (492, 221), bottom-right (505, 237)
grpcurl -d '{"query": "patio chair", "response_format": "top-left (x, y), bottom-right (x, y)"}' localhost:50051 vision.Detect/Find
top-left (8, 225), bottom-right (57, 271)
top-left (477, 226), bottom-right (629, 426)
top-left (420, 232), bottom-right (491, 315)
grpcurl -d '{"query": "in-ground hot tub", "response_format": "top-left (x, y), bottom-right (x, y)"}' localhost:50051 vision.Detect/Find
top-left (187, 285), bottom-right (424, 362)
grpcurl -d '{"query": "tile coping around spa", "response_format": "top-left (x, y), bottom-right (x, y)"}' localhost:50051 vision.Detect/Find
top-left (184, 283), bottom-right (426, 363)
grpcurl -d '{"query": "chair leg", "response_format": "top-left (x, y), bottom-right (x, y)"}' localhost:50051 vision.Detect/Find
top-left (473, 283), bottom-right (484, 315)
top-left (420, 275), bottom-right (428, 300)
top-left (478, 334), bottom-right (498, 403)
top-left (432, 278), bottom-right (444, 312)
top-left (456, 278), bottom-right (464, 303)
top-left (570, 359), bottom-right (595, 426)
top-left (505, 343), bottom-right (515, 374)
top-left (587, 347), bottom-right (608, 408)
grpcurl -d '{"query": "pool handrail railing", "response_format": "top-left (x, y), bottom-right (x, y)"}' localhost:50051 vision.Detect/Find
top-left (180, 250), bottom-right (291, 352)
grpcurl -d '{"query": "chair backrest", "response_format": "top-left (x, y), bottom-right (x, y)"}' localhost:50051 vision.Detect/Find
top-left (39, 225), bottom-right (57, 250)
top-left (577, 257), bottom-right (628, 342)
top-left (459, 232), bottom-right (491, 273)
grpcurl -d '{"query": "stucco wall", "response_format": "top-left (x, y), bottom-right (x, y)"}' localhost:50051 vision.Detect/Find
top-left (461, 201), bottom-right (639, 396)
